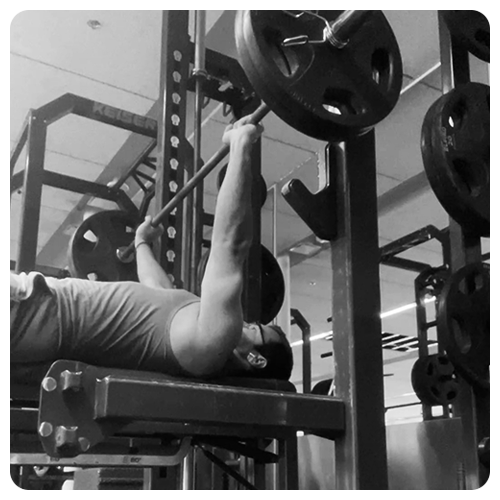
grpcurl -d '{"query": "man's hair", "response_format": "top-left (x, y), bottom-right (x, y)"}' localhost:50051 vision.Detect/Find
top-left (252, 324), bottom-right (294, 380)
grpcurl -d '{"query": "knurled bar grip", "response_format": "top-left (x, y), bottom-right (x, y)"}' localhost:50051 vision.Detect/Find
top-left (117, 102), bottom-right (270, 262)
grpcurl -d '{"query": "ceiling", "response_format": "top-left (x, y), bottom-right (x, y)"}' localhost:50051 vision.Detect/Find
top-left (10, 11), bottom-right (489, 424)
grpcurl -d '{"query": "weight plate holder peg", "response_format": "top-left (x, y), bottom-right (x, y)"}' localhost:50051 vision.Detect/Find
top-left (68, 210), bottom-right (139, 282)
top-left (411, 353), bottom-right (460, 407)
top-left (235, 10), bottom-right (403, 142)
top-left (421, 82), bottom-right (490, 237)
top-left (437, 262), bottom-right (489, 392)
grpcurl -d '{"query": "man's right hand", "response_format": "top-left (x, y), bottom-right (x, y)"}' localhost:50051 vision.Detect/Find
top-left (135, 216), bottom-right (164, 246)
top-left (222, 115), bottom-right (264, 146)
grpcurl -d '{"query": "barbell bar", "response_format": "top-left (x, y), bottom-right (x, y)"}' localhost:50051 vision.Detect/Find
top-left (116, 101), bottom-right (271, 262)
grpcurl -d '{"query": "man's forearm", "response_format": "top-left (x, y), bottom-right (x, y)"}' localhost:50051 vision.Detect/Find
top-left (136, 244), bottom-right (173, 289)
top-left (211, 137), bottom-right (254, 253)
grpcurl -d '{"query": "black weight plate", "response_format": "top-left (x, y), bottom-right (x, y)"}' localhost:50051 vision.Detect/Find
top-left (235, 10), bottom-right (403, 142)
top-left (217, 164), bottom-right (268, 208)
top-left (440, 10), bottom-right (490, 63)
top-left (68, 210), bottom-right (139, 282)
top-left (197, 244), bottom-right (285, 325)
top-left (421, 83), bottom-right (489, 236)
top-left (437, 263), bottom-right (489, 391)
top-left (260, 244), bottom-right (286, 324)
top-left (411, 354), bottom-right (460, 406)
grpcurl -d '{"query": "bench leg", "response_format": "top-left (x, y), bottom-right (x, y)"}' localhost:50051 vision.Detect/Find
top-left (278, 436), bottom-right (299, 489)
top-left (143, 465), bottom-right (182, 490)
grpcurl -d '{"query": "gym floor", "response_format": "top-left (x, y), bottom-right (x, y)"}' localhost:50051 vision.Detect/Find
top-left (10, 9), bottom-right (490, 435)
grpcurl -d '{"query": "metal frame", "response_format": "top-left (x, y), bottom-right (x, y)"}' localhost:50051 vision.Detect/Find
top-left (379, 225), bottom-right (447, 273)
top-left (154, 11), bottom-right (191, 288)
top-left (328, 134), bottom-right (388, 489)
top-left (10, 93), bottom-right (162, 273)
top-left (286, 135), bottom-right (390, 487)
top-left (290, 309), bottom-right (311, 394)
top-left (289, 136), bottom-right (388, 487)
top-left (437, 12), bottom-right (489, 489)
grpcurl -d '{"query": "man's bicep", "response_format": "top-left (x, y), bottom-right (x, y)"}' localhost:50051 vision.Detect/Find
top-left (199, 246), bottom-right (245, 313)
top-left (199, 268), bottom-right (244, 323)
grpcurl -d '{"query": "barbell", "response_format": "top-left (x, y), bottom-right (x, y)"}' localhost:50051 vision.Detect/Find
top-left (74, 10), bottom-right (403, 266)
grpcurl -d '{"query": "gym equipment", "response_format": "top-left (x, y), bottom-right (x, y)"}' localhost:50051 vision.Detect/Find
top-left (197, 244), bottom-right (285, 325)
top-left (36, 360), bottom-right (345, 458)
top-left (217, 164), bottom-right (268, 209)
top-left (421, 82), bottom-right (489, 236)
top-left (411, 354), bottom-right (460, 406)
top-left (116, 10), bottom-right (403, 263)
top-left (235, 10), bottom-right (403, 142)
top-left (437, 263), bottom-right (489, 391)
top-left (440, 10), bottom-right (490, 63)
top-left (68, 210), bottom-right (139, 282)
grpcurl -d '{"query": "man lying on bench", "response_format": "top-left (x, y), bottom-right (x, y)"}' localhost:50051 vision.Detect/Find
top-left (11, 116), bottom-right (293, 384)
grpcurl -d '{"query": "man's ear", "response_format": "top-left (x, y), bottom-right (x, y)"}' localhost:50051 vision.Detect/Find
top-left (247, 350), bottom-right (268, 369)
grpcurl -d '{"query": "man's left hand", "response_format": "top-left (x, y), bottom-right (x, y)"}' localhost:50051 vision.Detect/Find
top-left (135, 216), bottom-right (164, 246)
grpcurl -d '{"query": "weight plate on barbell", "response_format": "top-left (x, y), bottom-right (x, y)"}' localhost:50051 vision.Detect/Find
top-left (437, 263), bottom-right (489, 391)
top-left (197, 244), bottom-right (285, 325)
top-left (235, 10), bottom-right (403, 142)
top-left (421, 82), bottom-right (489, 236)
top-left (411, 353), bottom-right (460, 406)
top-left (440, 10), bottom-right (490, 63)
top-left (68, 210), bottom-right (139, 282)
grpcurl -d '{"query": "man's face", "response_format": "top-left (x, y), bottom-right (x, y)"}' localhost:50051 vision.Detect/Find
top-left (241, 322), bottom-right (264, 348)
top-left (233, 323), bottom-right (281, 371)
top-left (240, 323), bottom-right (281, 348)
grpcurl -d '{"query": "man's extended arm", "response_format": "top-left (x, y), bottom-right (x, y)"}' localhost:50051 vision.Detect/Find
top-left (135, 216), bottom-right (174, 289)
top-left (170, 117), bottom-right (263, 376)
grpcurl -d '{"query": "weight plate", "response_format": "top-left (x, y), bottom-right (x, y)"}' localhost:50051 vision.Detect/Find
top-left (217, 164), bottom-right (268, 208)
top-left (68, 210), bottom-right (139, 282)
top-left (440, 10), bottom-right (490, 63)
top-left (197, 244), bottom-right (285, 325)
top-left (411, 354), bottom-right (460, 406)
top-left (437, 263), bottom-right (489, 391)
top-left (235, 10), bottom-right (403, 142)
top-left (421, 83), bottom-right (489, 236)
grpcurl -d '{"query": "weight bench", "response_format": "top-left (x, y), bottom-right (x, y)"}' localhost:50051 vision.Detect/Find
top-left (11, 360), bottom-right (345, 489)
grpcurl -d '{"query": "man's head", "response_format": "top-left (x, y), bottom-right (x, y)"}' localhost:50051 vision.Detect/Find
top-left (230, 322), bottom-right (294, 380)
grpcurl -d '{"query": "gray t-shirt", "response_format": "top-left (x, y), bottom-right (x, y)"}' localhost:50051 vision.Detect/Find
top-left (11, 272), bottom-right (200, 380)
